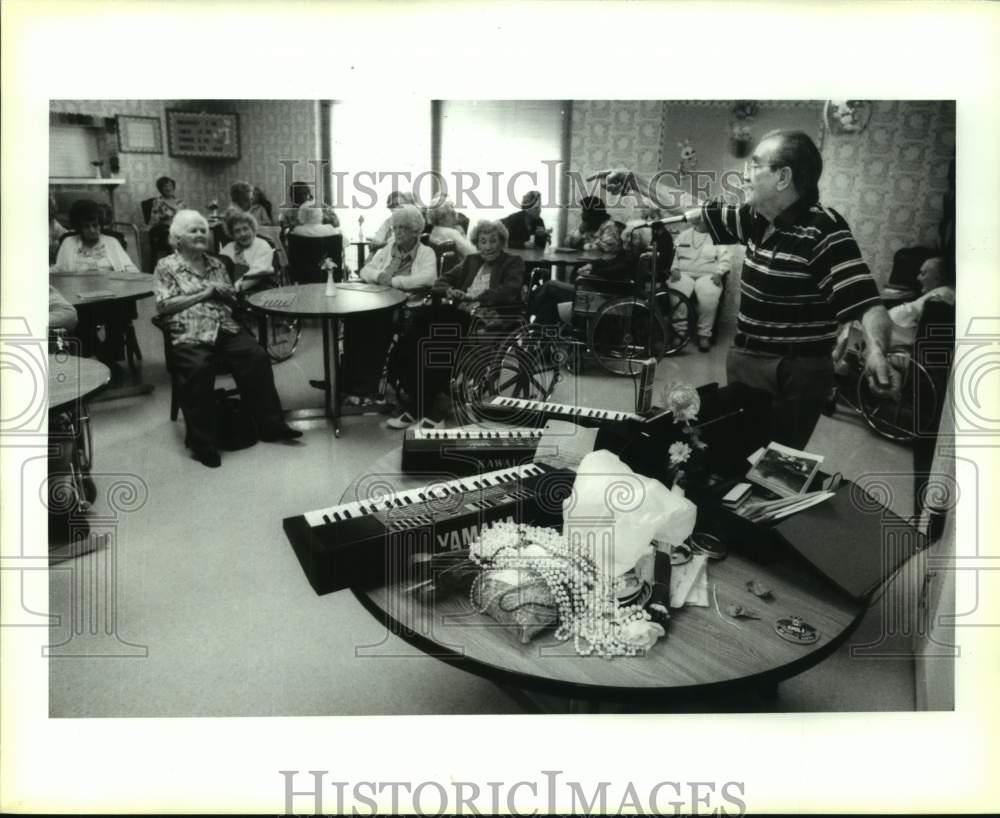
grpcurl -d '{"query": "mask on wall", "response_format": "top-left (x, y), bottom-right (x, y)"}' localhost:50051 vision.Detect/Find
top-left (677, 139), bottom-right (698, 175)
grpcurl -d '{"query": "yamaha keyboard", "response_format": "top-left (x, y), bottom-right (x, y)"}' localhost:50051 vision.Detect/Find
top-left (283, 462), bottom-right (575, 594)
top-left (401, 426), bottom-right (544, 474)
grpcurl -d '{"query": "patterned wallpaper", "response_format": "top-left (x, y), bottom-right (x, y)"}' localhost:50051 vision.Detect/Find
top-left (225, 100), bottom-right (320, 213)
top-left (567, 100), bottom-right (664, 234)
top-left (819, 100), bottom-right (955, 285)
top-left (49, 99), bottom-right (320, 227)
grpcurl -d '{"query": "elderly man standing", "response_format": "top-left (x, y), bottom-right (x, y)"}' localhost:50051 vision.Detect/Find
top-left (591, 129), bottom-right (899, 450)
top-left (337, 204), bottom-right (437, 405)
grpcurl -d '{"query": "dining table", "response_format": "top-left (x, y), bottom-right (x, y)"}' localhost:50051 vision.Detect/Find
top-left (246, 282), bottom-right (408, 437)
top-left (508, 245), bottom-right (618, 281)
top-left (48, 270), bottom-right (156, 400)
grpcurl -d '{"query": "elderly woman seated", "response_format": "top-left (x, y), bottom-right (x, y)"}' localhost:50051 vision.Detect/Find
top-left (386, 219), bottom-right (525, 430)
top-left (334, 204), bottom-right (438, 406)
top-left (369, 190), bottom-right (417, 254)
top-left (153, 210), bottom-right (301, 468)
top-left (52, 199), bottom-right (140, 361)
top-left (564, 195), bottom-right (622, 254)
top-left (425, 197), bottom-right (475, 270)
top-left (292, 201), bottom-right (341, 237)
top-left (219, 209), bottom-right (276, 292)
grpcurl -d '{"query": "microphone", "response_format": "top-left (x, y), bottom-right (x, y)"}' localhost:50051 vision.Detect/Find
top-left (640, 214), bottom-right (688, 227)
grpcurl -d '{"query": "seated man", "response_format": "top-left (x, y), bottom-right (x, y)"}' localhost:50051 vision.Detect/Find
top-left (337, 205), bottom-right (437, 404)
top-left (833, 255), bottom-right (956, 370)
top-left (669, 225), bottom-right (732, 351)
top-left (153, 210), bottom-right (301, 468)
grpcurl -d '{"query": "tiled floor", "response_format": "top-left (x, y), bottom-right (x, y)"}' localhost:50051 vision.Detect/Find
top-left (49, 300), bottom-right (921, 715)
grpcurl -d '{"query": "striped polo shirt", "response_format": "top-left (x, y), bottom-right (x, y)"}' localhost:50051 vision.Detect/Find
top-left (702, 199), bottom-right (881, 351)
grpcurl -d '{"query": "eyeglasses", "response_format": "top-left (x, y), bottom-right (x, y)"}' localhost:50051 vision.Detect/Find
top-left (393, 226), bottom-right (417, 235)
top-left (744, 161), bottom-right (776, 177)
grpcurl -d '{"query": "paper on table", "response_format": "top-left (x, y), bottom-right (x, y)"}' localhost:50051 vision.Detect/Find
top-left (533, 420), bottom-right (598, 471)
top-left (76, 290), bottom-right (115, 300)
top-left (669, 554), bottom-right (709, 608)
top-left (107, 272), bottom-right (150, 281)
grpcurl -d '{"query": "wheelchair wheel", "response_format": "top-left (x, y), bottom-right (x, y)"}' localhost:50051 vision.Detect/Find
top-left (653, 287), bottom-right (694, 356)
top-left (261, 316), bottom-right (301, 363)
top-left (589, 297), bottom-right (665, 376)
top-left (857, 350), bottom-right (938, 443)
top-left (497, 324), bottom-right (562, 401)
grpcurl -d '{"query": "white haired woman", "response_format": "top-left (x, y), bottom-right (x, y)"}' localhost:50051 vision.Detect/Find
top-left (153, 210), bottom-right (301, 468)
top-left (369, 190), bottom-right (417, 254)
top-left (426, 198), bottom-right (475, 269)
top-left (219, 209), bottom-right (275, 292)
top-left (292, 201), bottom-right (341, 238)
top-left (386, 219), bottom-right (524, 430)
top-left (339, 204), bottom-right (438, 406)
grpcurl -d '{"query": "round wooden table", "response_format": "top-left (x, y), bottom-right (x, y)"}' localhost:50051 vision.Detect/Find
top-left (347, 448), bottom-right (867, 710)
top-left (49, 271), bottom-right (154, 307)
top-left (246, 283), bottom-right (407, 436)
top-left (509, 246), bottom-right (618, 281)
top-left (49, 353), bottom-right (111, 409)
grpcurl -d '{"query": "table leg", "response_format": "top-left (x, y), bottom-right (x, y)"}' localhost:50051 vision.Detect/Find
top-left (330, 318), bottom-right (341, 437)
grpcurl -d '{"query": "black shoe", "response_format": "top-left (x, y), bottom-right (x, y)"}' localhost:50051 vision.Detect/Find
top-left (259, 424), bottom-right (303, 442)
top-left (192, 448), bottom-right (221, 468)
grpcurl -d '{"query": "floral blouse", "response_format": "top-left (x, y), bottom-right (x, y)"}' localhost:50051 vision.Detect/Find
top-left (153, 252), bottom-right (241, 346)
top-left (565, 219), bottom-right (622, 254)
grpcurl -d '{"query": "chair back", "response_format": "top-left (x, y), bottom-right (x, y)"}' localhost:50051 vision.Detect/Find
top-left (429, 239), bottom-right (458, 277)
top-left (287, 233), bottom-right (344, 284)
top-left (212, 253), bottom-right (238, 286)
top-left (141, 198), bottom-right (155, 226)
top-left (113, 222), bottom-right (143, 271)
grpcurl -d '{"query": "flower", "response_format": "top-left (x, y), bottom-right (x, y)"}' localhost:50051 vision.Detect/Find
top-left (618, 620), bottom-right (666, 651)
top-left (668, 441), bottom-right (692, 467)
top-left (661, 382), bottom-right (700, 423)
top-left (320, 257), bottom-right (338, 273)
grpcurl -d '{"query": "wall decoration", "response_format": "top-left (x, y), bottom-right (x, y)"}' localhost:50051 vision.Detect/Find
top-left (116, 115), bottom-right (162, 154)
top-left (729, 101), bottom-right (759, 158)
top-left (824, 100), bottom-right (873, 135)
top-left (677, 139), bottom-right (698, 175)
top-left (166, 109), bottom-right (241, 159)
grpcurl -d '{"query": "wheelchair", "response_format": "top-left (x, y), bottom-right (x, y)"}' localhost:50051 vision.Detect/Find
top-left (833, 337), bottom-right (941, 443)
top-left (521, 262), bottom-right (695, 378)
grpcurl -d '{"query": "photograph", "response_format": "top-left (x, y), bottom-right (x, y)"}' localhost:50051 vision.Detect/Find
top-left (746, 442), bottom-right (824, 498)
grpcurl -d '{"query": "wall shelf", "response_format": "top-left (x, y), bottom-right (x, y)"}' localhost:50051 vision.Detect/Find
top-left (49, 178), bottom-right (127, 186)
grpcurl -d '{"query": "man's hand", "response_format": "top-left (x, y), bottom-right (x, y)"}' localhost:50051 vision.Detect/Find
top-left (586, 168), bottom-right (636, 196)
top-left (863, 346), bottom-right (903, 398)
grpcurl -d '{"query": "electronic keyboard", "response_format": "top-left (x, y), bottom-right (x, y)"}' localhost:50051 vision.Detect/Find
top-left (471, 396), bottom-right (648, 428)
top-left (401, 427), bottom-right (545, 475)
top-left (283, 462), bottom-right (575, 594)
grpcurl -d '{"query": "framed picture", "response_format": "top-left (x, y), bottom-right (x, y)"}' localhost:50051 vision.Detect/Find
top-left (166, 109), bottom-right (241, 159)
top-left (116, 115), bottom-right (163, 154)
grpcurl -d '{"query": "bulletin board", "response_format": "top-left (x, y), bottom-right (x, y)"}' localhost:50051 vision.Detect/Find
top-left (165, 110), bottom-right (241, 159)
